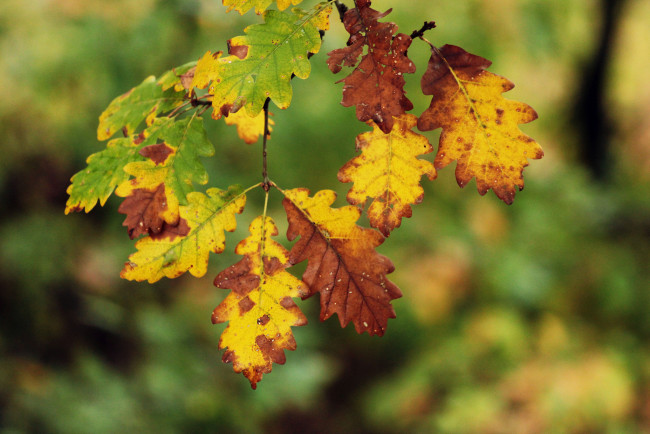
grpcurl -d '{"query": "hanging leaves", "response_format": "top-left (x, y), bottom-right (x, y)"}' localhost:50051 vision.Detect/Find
top-left (417, 45), bottom-right (543, 204)
top-left (327, 0), bottom-right (416, 133)
top-left (282, 188), bottom-right (402, 336)
top-left (338, 114), bottom-right (436, 236)
top-left (192, 3), bottom-right (332, 118)
top-left (66, 0), bottom-right (545, 389)
top-left (213, 216), bottom-right (307, 389)
top-left (121, 186), bottom-right (246, 283)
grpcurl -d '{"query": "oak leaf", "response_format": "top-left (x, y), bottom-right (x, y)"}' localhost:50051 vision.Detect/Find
top-left (417, 45), bottom-right (543, 204)
top-left (224, 109), bottom-right (274, 144)
top-left (338, 114), bottom-right (436, 236)
top-left (118, 183), bottom-right (168, 239)
top-left (65, 136), bottom-right (143, 214)
top-left (213, 216), bottom-right (307, 389)
top-left (157, 61), bottom-right (197, 92)
top-left (97, 75), bottom-right (186, 141)
top-left (115, 116), bottom-right (214, 234)
top-left (121, 186), bottom-right (246, 283)
top-left (327, 0), bottom-right (415, 134)
top-left (222, 0), bottom-right (304, 15)
top-left (282, 188), bottom-right (402, 336)
top-left (192, 4), bottom-right (332, 118)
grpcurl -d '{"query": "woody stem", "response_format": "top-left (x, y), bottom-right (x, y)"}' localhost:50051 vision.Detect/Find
top-left (262, 98), bottom-right (271, 192)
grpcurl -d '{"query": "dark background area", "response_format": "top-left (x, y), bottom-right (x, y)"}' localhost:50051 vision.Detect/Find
top-left (1, 0), bottom-right (649, 432)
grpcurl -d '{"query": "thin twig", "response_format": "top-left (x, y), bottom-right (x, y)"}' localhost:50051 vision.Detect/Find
top-left (191, 93), bottom-right (212, 107)
top-left (410, 21), bottom-right (436, 40)
top-left (262, 98), bottom-right (271, 192)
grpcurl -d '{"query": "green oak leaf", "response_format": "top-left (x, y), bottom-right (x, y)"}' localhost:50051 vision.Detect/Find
top-left (97, 75), bottom-right (187, 141)
top-left (157, 61), bottom-right (197, 91)
top-left (65, 136), bottom-right (144, 214)
top-left (114, 115), bottom-right (215, 226)
top-left (198, 3), bottom-right (332, 117)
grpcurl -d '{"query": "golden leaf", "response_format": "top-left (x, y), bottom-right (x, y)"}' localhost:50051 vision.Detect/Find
top-left (121, 186), bottom-right (246, 283)
top-left (212, 216), bottom-right (307, 389)
top-left (418, 45), bottom-right (543, 204)
top-left (338, 114), bottom-right (436, 236)
top-left (224, 109), bottom-right (274, 144)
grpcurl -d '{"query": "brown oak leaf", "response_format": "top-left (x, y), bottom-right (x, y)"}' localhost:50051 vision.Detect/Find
top-left (327, 0), bottom-right (415, 133)
top-left (118, 184), bottom-right (168, 239)
top-left (282, 188), bottom-right (402, 336)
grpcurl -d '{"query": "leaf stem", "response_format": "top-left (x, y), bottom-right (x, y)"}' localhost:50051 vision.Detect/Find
top-left (262, 98), bottom-right (271, 192)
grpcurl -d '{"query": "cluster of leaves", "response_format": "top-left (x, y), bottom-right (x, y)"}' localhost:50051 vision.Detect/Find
top-left (66, 0), bottom-right (542, 389)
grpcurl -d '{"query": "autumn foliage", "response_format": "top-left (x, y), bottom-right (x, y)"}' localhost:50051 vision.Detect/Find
top-left (65, 0), bottom-right (542, 388)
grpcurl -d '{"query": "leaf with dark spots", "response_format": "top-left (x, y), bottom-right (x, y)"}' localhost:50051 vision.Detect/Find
top-left (417, 44), bottom-right (543, 204)
top-left (139, 143), bottom-right (174, 165)
top-left (115, 116), bottom-right (215, 227)
top-left (257, 315), bottom-right (271, 326)
top-left (156, 61), bottom-right (197, 92)
top-left (121, 186), bottom-right (246, 283)
top-left (118, 184), bottom-right (168, 239)
top-left (227, 41), bottom-right (249, 60)
top-left (238, 297), bottom-right (256, 315)
top-left (133, 132), bottom-right (146, 145)
top-left (212, 216), bottom-right (307, 389)
top-left (327, 0), bottom-right (415, 133)
top-left (282, 188), bottom-right (402, 336)
top-left (149, 218), bottom-right (190, 242)
top-left (215, 256), bottom-right (261, 295)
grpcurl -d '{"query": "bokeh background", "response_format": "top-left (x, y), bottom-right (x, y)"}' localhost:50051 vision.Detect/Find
top-left (1, 0), bottom-right (649, 432)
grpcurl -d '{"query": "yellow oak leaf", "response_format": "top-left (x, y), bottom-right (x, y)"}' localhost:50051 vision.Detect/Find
top-left (282, 188), bottom-right (402, 336)
top-left (191, 51), bottom-right (222, 91)
top-left (224, 109), bottom-right (274, 144)
top-left (121, 186), bottom-right (246, 283)
top-left (417, 45), bottom-right (543, 204)
top-left (212, 215), bottom-right (307, 389)
top-left (338, 113), bottom-right (436, 236)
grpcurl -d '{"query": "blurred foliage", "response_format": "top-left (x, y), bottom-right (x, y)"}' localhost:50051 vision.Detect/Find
top-left (1, 0), bottom-right (649, 432)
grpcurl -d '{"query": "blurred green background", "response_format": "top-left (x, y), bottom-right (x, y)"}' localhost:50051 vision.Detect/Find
top-left (1, 0), bottom-right (649, 432)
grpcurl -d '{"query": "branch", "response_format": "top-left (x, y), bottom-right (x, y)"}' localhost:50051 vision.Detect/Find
top-left (410, 21), bottom-right (436, 40)
top-left (262, 98), bottom-right (271, 192)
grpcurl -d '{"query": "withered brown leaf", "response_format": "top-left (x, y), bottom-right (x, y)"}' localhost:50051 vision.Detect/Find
top-left (327, 0), bottom-right (415, 133)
